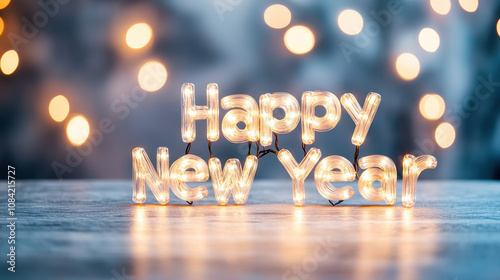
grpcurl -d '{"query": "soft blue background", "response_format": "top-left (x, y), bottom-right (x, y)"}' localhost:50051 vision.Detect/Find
top-left (0, 0), bottom-right (499, 179)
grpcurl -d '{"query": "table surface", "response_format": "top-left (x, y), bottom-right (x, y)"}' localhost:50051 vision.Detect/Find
top-left (1, 180), bottom-right (499, 280)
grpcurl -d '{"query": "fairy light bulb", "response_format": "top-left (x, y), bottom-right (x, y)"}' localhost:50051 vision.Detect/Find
top-left (340, 92), bottom-right (381, 146)
top-left (181, 83), bottom-right (220, 143)
top-left (170, 154), bottom-right (209, 202)
top-left (301, 91), bottom-right (341, 145)
top-left (221, 94), bottom-right (260, 143)
top-left (277, 148), bottom-right (321, 206)
top-left (209, 155), bottom-right (258, 205)
top-left (132, 147), bottom-right (170, 204)
top-left (314, 155), bottom-right (356, 201)
top-left (358, 155), bottom-right (397, 205)
top-left (402, 154), bottom-right (437, 207)
top-left (259, 93), bottom-right (300, 147)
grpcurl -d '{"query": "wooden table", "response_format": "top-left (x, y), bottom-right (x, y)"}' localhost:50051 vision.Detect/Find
top-left (1, 180), bottom-right (499, 280)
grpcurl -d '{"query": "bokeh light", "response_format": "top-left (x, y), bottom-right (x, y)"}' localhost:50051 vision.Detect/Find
top-left (1, 50), bottom-right (19, 75)
top-left (0, 0), bottom-right (10, 9)
top-left (430, 0), bottom-right (451, 15)
top-left (0, 17), bottom-right (4, 37)
top-left (419, 94), bottom-right (446, 120)
top-left (263, 4), bottom-right (291, 29)
top-left (497, 19), bottom-right (500, 37)
top-left (67, 115), bottom-right (90, 146)
top-left (337, 9), bottom-right (364, 35)
top-left (126, 23), bottom-right (153, 49)
top-left (49, 95), bottom-right (70, 122)
top-left (395, 53), bottom-right (420, 81)
top-left (138, 61), bottom-right (168, 92)
top-left (419, 28), bottom-right (440, 52)
top-left (459, 0), bottom-right (478, 12)
top-left (284, 25), bottom-right (315, 55)
top-left (435, 122), bottom-right (456, 148)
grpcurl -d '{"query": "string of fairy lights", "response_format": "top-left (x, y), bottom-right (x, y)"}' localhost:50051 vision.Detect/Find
top-left (0, 0), bottom-right (498, 151)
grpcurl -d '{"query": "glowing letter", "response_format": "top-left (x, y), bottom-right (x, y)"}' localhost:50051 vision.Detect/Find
top-left (181, 83), bottom-right (219, 142)
top-left (301, 91), bottom-right (341, 144)
top-left (340, 92), bottom-right (381, 146)
top-left (402, 154), bottom-right (437, 207)
top-left (170, 154), bottom-right (209, 202)
top-left (260, 93), bottom-right (300, 147)
top-left (132, 147), bottom-right (169, 204)
top-left (314, 155), bottom-right (356, 201)
top-left (358, 155), bottom-right (397, 205)
top-left (277, 148), bottom-right (321, 206)
top-left (221, 94), bottom-right (260, 143)
top-left (209, 155), bottom-right (258, 205)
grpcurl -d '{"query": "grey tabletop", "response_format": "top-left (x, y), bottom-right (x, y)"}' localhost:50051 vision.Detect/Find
top-left (1, 180), bottom-right (499, 280)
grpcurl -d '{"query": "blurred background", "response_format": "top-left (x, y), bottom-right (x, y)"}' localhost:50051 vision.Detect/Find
top-left (0, 0), bottom-right (499, 180)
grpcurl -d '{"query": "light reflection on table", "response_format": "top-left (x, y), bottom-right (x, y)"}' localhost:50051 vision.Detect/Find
top-left (7, 180), bottom-right (500, 280)
top-left (130, 204), bottom-right (440, 280)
